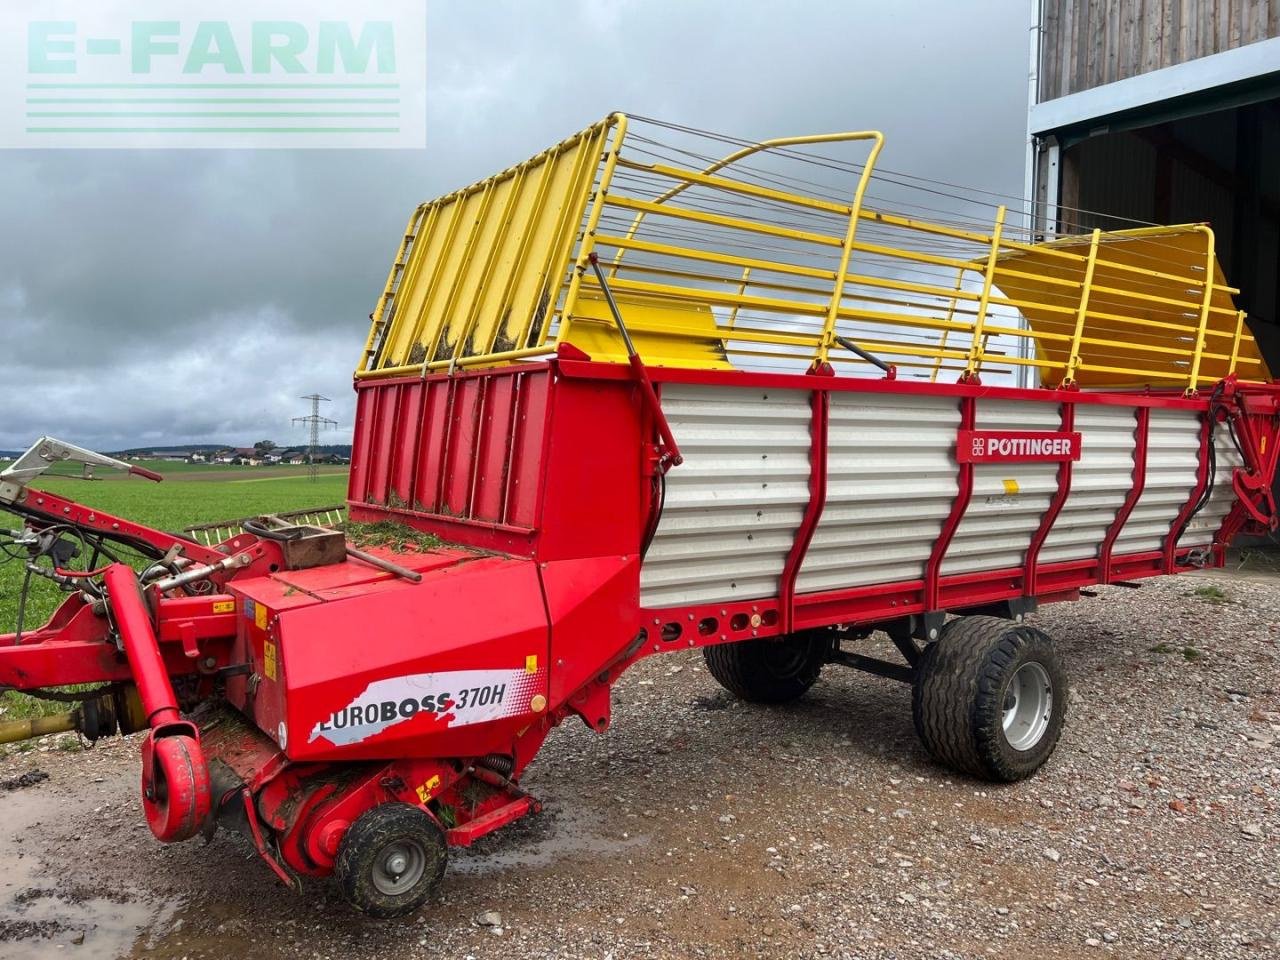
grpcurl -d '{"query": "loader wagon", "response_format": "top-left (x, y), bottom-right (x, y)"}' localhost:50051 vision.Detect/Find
top-left (2, 114), bottom-right (1278, 917)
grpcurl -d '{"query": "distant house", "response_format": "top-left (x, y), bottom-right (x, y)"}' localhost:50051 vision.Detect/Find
top-left (188, 452), bottom-right (207, 463)
top-left (278, 450), bottom-right (307, 465)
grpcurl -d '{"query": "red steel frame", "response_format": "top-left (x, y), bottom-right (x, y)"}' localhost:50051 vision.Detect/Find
top-left (3, 351), bottom-right (1278, 893)
top-left (350, 356), bottom-right (1280, 649)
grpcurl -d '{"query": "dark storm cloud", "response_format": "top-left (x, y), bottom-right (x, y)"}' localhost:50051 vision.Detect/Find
top-left (0, 0), bottom-right (1029, 452)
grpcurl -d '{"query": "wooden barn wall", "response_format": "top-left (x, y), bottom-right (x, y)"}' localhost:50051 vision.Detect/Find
top-left (1040, 0), bottom-right (1280, 101)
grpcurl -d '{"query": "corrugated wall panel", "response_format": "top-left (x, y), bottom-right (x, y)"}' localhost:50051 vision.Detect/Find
top-left (1179, 426), bottom-right (1245, 547)
top-left (1039, 404), bottom-right (1139, 564)
top-left (640, 384), bottom-right (812, 608)
top-left (941, 400), bottom-right (1061, 576)
top-left (350, 369), bottom-right (551, 528)
top-left (1111, 407), bottom-right (1201, 554)
top-left (797, 393), bottom-right (960, 593)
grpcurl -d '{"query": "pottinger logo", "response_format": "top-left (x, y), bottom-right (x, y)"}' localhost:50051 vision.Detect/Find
top-left (957, 430), bottom-right (1082, 464)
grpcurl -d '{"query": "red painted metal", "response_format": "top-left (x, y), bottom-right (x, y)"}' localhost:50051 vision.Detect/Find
top-left (779, 382), bottom-right (830, 633)
top-left (102, 563), bottom-right (211, 841)
top-left (924, 395), bottom-right (975, 611)
top-left (1163, 408), bottom-right (1214, 573)
top-left (1023, 402), bottom-right (1076, 597)
top-left (1098, 407), bottom-right (1150, 584)
top-left (6, 355), bottom-right (1280, 900)
top-left (447, 795), bottom-right (537, 846)
top-left (14, 489), bottom-right (228, 565)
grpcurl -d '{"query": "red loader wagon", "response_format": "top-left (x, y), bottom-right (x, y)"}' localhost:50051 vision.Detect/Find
top-left (2, 115), bottom-right (1278, 916)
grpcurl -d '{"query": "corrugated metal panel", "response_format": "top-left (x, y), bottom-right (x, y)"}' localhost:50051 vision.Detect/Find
top-left (1072, 133), bottom-right (1158, 229)
top-left (639, 384), bottom-right (812, 608)
top-left (1039, 404), bottom-right (1139, 564)
top-left (941, 400), bottom-right (1062, 576)
top-left (349, 370), bottom-right (549, 527)
top-left (1111, 407), bottom-right (1201, 554)
top-left (797, 393), bottom-right (960, 593)
top-left (1179, 426), bottom-right (1245, 547)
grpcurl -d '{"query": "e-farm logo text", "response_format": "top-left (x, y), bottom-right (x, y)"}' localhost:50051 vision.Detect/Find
top-left (1, 1), bottom-right (426, 148)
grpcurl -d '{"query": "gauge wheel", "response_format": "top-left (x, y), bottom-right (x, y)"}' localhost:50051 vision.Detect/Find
top-left (912, 615), bottom-right (1067, 782)
top-left (703, 630), bottom-right (830, 703)
top-left (335, 803), bottom-right (447, 918)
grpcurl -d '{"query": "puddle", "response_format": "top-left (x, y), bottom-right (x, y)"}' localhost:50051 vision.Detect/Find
top-left (0, 774), bottom-right (180, 960)
top-left (449, 802), bottom-right (647, 877)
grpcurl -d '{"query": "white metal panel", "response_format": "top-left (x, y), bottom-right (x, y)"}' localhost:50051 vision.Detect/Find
top-left (941, 399), bottom-right (1061, 577)
top-left (1111, 408), bottom-right (1201, 556)
top-left (797, 393), bottom-right (960, 593)
top-left (639, 384), bottom-right (811, 607)
top-left (1030, 36), bottom-right (1280, 135)
top-left (1178, 426), bottom-right (1245, 548)
top-left (1038, 404), bottom-right (1139, 564)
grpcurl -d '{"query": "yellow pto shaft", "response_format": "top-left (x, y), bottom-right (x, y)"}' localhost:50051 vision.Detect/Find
top-left (0, 711), bottom-right (77, 745)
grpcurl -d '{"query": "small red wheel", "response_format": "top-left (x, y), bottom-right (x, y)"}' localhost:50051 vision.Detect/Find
top-left (141, 733), bottom-right (212, 842)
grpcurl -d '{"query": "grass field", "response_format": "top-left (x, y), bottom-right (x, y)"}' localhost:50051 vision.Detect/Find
top-left (0, 464), bottom-right (348, 740)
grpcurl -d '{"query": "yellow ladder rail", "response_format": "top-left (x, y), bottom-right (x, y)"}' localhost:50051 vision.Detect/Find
top-left (1062, 228), bottom-right (1102, 387)
top-left (963, 205), bottom-right (1007, 380)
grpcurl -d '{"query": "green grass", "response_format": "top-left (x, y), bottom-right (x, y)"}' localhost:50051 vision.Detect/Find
top-left (1, 466), bottom-right (349, 733)
top-left (344, 520), bottom-right (443, 553)
top-left (1190, 584), bottom-right (1229, 604)
top-left (1148, 641), bottom-right (1205, 662)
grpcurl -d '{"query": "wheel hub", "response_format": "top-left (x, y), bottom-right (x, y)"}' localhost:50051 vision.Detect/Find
top-left (372, 840), bottom-right (427, 896)
top-left (1002, 661), bottom-right (1052, 751)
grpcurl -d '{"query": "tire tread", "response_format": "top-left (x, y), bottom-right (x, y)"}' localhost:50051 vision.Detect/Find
top-left (912, 616), bottom-right (1066, 782)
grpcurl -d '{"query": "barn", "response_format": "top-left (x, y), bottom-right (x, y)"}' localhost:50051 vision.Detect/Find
top-left (1028, 1), bottom-right (1280, 373)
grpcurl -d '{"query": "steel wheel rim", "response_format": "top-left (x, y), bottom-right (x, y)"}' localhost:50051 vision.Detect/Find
top-left (371, 839), bottom-right (427, 896)
top-left (763, 639), bottom-right (813, 680)
top-left (1002, 661), bottom-right (1052, 751)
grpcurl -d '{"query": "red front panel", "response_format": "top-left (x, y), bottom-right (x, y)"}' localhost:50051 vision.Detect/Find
top-left (350, 365), bottom-right (557, 554)
top-left (272, 556), bottom-right (550, 764)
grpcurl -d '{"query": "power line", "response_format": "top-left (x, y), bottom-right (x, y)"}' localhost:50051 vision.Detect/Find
top-left (292, 394), bottom-right (337, 482)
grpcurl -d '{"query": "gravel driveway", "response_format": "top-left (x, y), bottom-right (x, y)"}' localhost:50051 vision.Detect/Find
top-left (1, 571), bottom-right (1277, 959)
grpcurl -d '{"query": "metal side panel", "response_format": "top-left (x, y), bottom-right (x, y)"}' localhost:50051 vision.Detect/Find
top-left (797, 393), bottom-right (960, 594)
top-left (1112, 408), bottom-right (1201, 556)
top-left (640, 383), bottom-right (812, 608)
top-left (1178, 426), bottom-right (1244, 548)
top-left (1038, 404), bottom-right (1140, 565)
top-left (941, 399), bottom-right (1061, 577)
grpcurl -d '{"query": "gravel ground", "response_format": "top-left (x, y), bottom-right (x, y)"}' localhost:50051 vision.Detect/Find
top-left (1, 571), bottom-right (1277, 960)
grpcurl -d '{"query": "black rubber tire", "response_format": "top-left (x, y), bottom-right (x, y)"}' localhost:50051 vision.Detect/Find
top-left (911, 616), bottom-right (1067, 782)
top-left (335, 803), bottom-right (447, 918)
top-left (702, 630), bottom-right (830, 703)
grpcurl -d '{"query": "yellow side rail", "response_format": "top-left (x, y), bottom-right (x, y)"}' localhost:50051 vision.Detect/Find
top-left (358, 114), bottom-right (1268, 391)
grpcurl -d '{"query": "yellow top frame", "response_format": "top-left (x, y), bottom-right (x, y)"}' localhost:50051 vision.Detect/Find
top-left (357, 113), bottom-right (1268, 392)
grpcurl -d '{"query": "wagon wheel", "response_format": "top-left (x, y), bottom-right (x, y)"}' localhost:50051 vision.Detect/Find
top-left (702, 630), bottom-right (831, 703)
top-left (912, 615), bottom-right (1067, 782)
top-left (335, 803), bottom-right (447, 918)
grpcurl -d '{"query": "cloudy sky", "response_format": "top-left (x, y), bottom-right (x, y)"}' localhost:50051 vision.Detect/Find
top-left (0, 1), bottom-right (1031, 453)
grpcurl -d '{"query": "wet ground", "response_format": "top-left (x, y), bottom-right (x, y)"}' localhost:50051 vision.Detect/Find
top-left (1, 571), bottom-right (1278, 959)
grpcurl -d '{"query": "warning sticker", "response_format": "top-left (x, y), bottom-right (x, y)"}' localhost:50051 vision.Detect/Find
top-left (309, 666), bottom-right (544, 747)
